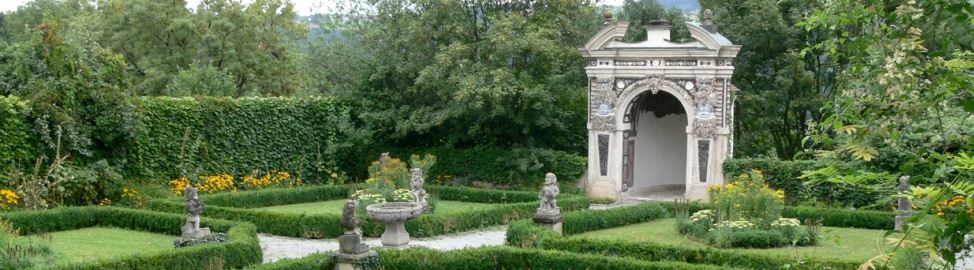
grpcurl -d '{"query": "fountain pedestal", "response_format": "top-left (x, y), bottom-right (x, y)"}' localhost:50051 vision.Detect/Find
top-left (366, 202), bottom-right (423, 247)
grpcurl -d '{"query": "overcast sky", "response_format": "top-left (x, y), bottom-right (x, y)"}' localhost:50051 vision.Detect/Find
top-left (2, 0), bottom-right (628, 16)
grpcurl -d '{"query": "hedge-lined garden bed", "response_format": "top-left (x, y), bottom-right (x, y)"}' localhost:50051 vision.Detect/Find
top-left (0, 206), bottom-right (261, 269)
top-left (146, 184), bottom-right (590, 238)
top-left (247, 246), bottom-right (739, 270)
top-left (507, 203), bottom-right (892, 270)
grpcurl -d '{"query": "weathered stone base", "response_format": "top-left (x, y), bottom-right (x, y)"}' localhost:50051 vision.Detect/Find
top-left (380, 221), bottom-right (411, 247)
top-left (173, 232), bottom-right (227, 248)
top-left (332, 251), bottom-right (378, 270)
top-left (533, 210), bottom-right (564, 236)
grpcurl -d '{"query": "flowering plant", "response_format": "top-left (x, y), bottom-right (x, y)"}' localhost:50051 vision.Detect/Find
top-left (0, 188), bottom-right (19, 210)
top-left (352, 153), bottom-right (435, 207)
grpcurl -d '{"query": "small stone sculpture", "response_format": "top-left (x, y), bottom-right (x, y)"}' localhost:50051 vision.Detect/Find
top-left (338, 200), bottom-right (370, 254)
top-left (895, 175), bottom-right (912, 231)
top-left (410, 168), bottom-right (429, 211)
top-left (332, 200), bottom-right (378, 270)
top-left (181, 185), bottom-right (211, 239)
top-left (533, 173), bottom-right (563, 235)
top-left (538, 173), bottom-right (560, 212)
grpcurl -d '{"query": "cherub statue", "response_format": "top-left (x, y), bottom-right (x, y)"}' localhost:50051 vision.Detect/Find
top-left (181, 185), bottom-right (210, 239)
top-left (410, 168), bottom-right (427, 206)
top-left (341, 200), bottom-right (363, 234)
top-left (539, 173), bottom-right (560, 211)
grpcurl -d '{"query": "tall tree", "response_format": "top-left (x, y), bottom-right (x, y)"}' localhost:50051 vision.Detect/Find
top-left (700, 0), bottom-right (825, 159)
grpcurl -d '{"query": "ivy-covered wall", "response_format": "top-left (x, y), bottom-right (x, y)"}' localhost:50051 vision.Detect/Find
top-left (123, 97), bottom-right (360, 182)
top-left (0, 96), bottom-right (35, 177)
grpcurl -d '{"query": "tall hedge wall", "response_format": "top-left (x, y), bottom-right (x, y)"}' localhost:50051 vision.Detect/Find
top-left (723, 158), bottom-right (876, 207)
top-left (124, 96), bottom-right (359, 181)
top-left (0, 96), bottom-right (35, 176)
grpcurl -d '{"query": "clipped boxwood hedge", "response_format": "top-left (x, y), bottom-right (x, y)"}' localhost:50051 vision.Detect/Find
top-left (146, 184), bottom-right (590, 238)
top-left (506, 203), bottom-right (879, 270)
top-left (0, 206), bottom-right (261, 269)
top-left (248, 246), bottom-right (738, 270)
top-left (657, 202), bottom-right (896, 230)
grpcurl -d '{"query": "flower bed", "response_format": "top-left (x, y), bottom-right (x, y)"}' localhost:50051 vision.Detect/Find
top-left (506, 202), bottom-right (893, 270)
top-left (0, 206), bottom-right (261, 269)
top-left (146, 184), bottom-right (589, 238)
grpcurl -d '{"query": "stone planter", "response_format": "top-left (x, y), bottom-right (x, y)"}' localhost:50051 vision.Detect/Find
top-left (366, 202), bottom-right (423, 247)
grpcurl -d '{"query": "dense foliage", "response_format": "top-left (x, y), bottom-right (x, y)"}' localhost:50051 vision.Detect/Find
top-left (723, 158), bottom-right (881, 208)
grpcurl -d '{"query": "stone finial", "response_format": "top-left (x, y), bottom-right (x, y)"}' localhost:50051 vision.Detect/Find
top-left (410, 168), bottom-right (429, 211)
top-left (701, 9), bottom-right (718, 33)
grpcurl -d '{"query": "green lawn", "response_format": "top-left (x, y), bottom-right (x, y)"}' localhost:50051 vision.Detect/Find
top-left (256, 199), bottom-right (503, 216)
top-left (29, 227), bottom-right (177, 266)
top-left (573, 218), bottom-right (890, 263)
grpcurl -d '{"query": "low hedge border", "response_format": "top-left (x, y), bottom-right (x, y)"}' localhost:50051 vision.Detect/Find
top-left (146, 184), bottom-right (590, 238)
top-left (656, 201), bottom-right (895, 230)
top-left (506, 203), bottom-right (878, 270)
top-left (0, 206), bottom-right (262, 269)
top-left (247, 246), bottom-right (740, 270)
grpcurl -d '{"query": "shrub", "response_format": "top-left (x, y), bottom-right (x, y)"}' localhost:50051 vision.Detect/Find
top-left (249, 246), bottom-right (736, 270)
top-left (368, 147), bottom-right (586, 187)
top-left (147, 184), bottom-right (590, 238)
top-left (0, 206), bottom-right (262, 269)
top-left (723, 158), bottom-right (876, 207)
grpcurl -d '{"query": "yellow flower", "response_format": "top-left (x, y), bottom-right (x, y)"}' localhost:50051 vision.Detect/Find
top-left (169, 177), bottom-right (191, 195)
top-left (0, 189), bottom-right (19, 210)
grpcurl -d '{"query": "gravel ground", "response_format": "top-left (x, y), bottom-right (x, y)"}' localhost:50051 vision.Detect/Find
top-left (258, 226), bottom-right (507, 263)
top-left (957, 235), bottom-right (974, 270)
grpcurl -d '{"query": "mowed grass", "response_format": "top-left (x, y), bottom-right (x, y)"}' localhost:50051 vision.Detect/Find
top-left (573, 218), bottom-right (889, 263)
top-left (29, 227), bottom-right (177, 265)
top-left (256, 199), bottom-right (504, 216)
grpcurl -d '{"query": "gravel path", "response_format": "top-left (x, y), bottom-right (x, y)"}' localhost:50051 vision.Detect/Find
top-left (958, 235), bottom-right (974, 270)
top-left (259, 226), bottom-right (507, 263)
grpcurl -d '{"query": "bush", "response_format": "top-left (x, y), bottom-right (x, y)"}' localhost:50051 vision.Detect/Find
top-left (723, 158), bottom-right (877, 207)
top-left (249, 246), bottom-right (736, 270)
top-left (0, 206), bottom-right (262, 269)
top-left (123, 96), bottom-right (361, 183)
top-left (147, 184), bottom-right (590, 238)
top-left (0, 96), bottom-right (35, 175)
top-left (369, 147), bottom-right (586, 187)
top-left (507, 202), bottom-right (876, 270)
top-left (661, 201), bottom-right (896, 230)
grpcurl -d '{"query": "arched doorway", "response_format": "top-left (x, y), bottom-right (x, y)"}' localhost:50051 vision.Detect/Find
top-left (622, 91), bottom-right (688, 199)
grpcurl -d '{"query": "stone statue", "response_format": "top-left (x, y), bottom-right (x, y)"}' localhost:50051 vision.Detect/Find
top-left (341, 200), bottom-right (363, 235)
top-left (538, 173), bottom-right (560, 212)
top-left (334, 200), bottom-right (377, 270)
top-left (410, 168), bottom-right (428, 208)
top-left (338, 200), bottom-right (370, 254)
top-left (701, 9), bottom-right (717, 33)
top-left (895, 175), bottom-right (912, 231)
top-left (181, 185), bottom-right (211, 239)
top-left (533, 173), bottom-right (563, 235)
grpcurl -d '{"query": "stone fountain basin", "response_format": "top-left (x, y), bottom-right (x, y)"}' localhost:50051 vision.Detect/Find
top-left (366, 202), bottom-right (423, 223)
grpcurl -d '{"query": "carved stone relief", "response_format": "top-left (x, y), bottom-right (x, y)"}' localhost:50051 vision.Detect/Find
top-left (590, 78), bottom-right (616, 131)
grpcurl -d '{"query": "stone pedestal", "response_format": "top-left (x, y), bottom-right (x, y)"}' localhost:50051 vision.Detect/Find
top-left (332, 251), bottom-right (378, 270)
top-left (366, 202), bottom-right (423, 248)
top-left (181, 221), bottom-right (211, 239)
top-left (533, 209), bottom-right (564, 236)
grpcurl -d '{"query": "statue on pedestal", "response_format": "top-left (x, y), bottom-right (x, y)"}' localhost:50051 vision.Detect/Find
top-left (332, 200), bottom-right (378, 270)
top-left (181, 186), bottom-right (211, 239)
top-left (410, 168), bottom-right (429, 211)
top-left (533, 173), bottom-right (563, 235)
